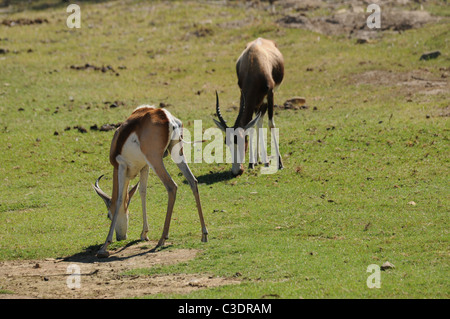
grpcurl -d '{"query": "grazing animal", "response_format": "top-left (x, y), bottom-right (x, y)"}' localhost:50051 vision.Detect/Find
top-left (93, 105), bottom-right (208, 258)
top-left (214, 37), bottom-right (284, 176)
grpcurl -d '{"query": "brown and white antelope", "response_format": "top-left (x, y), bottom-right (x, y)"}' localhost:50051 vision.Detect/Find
top-left (93, 105), bottom-right (208, 258)
top-left (214, 37), bottom-right (284, 176)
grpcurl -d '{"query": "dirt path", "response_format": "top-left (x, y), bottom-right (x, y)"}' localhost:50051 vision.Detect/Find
top-left (0, 242), bottom-right (239, 299)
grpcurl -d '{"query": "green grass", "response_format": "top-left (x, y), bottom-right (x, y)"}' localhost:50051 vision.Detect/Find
top-left (0, 0), bottom-right (449, 298)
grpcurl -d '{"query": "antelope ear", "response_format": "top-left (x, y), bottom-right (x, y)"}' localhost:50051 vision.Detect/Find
top-left (244, 112), bottom-right (262, 130)
top-left (213, 119), bottom-right (227, 132)
top-left (127, 182), bottom-right (139, 207)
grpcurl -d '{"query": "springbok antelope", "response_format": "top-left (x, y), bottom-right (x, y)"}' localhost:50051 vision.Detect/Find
top-left (214, 37), bottom-right (284, 176)
top-left (93, 105), bottom-right (208, 258)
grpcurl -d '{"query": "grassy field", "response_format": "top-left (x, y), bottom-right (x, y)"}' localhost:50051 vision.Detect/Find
top-left (0, 0), bottom-right (448, 298)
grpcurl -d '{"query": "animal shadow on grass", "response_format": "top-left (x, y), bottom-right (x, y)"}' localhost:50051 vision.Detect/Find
top-left (183, 170), bottom-right (234, 186)
top-left (63, 240), bottom-right (172, 264)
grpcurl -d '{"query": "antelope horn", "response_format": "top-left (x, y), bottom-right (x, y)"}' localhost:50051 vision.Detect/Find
top-left (214, 91), bottom-right (229, 130)
top-left (93, 175), bottom-right (111, 208)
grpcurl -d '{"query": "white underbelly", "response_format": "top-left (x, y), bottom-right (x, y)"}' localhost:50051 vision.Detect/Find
top-left (120, 133), bottom-right (147, 179)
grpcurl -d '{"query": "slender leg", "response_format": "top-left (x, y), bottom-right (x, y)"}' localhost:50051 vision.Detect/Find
top-left (267, 90), bottom-right (283, 170)
top-left (139, 165), bottom-right (150, 241)
top-left (97, 163), bottom-right (128, 258)
top-left (176, 155), bottom-right (208, 243)
top-left (148, 157), bottom-right (177, 247)
top-left (257, 115), bottom-right (268, 166)
top-left (248, 126), bottom-right (257, 169)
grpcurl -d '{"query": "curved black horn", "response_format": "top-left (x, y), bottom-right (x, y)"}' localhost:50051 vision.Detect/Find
top-left (215, 91), bottom-right (228, 129)
top-left (93, 174), bottom-right (111, 208)
top-left (95, 174), bottom-right (104, 189)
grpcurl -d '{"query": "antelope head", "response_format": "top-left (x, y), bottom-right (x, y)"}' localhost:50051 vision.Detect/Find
top-left (213, 91), bottom-right (261, 176)
top-left (93, 174), bottom-right (139, 240)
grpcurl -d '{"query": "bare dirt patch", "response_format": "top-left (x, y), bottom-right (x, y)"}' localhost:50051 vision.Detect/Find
top-left (275, 0), bottom-right (439, 40)
top-left (278, 10), bottom-right (436, 39)
top-left (0, 241), bottom-right (240, 299)
top-left (348, 68), bottom-right (449, 96)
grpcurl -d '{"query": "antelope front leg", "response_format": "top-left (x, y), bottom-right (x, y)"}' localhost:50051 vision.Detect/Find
top-left (176, 159), bottom-right (208, 243)
top-left (269, 118), bottom-right (283, 170)
top-left (149, 158), bottom-right (177, 248)
top-left (139, 166), bottom-right (150, 241)
top-left (248, 126), bottom-right (257, 169)
top-left (98, 211), bottom-right (121, 258)
top-left (257, 116), bottom-right (268, 166)
top-left (267, 91), bottom-right (283, 169)
top-left (158, 180), bottom-right (177, 247)
top-left (97, 163), bottom-right (127, 258)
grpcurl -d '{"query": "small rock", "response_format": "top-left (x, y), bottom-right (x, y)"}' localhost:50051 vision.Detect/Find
top-left (188, 279), bottom-right (203, 287)
top-left (419, 51), bottom-right (441, 61)
top-left (356, 38), bottom-right (368, 44)
top-left (99, 124), bottom-right (116, 132)
top-left (294, 166), bottom-right (303, 174)
top-left (381, 261), bottom-right (395, 271)
top-left (408, 201), bottom-right (416, 206)
top-left (284, 97), bottom-right (306, 108)
top-left (74, 125), bottom-right (87, 133)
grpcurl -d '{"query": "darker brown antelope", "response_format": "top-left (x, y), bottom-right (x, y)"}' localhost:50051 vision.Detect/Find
top-left (214, 37), bottom-right (284, 176)
top-left (93, 105), bottom-right (208, 258)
